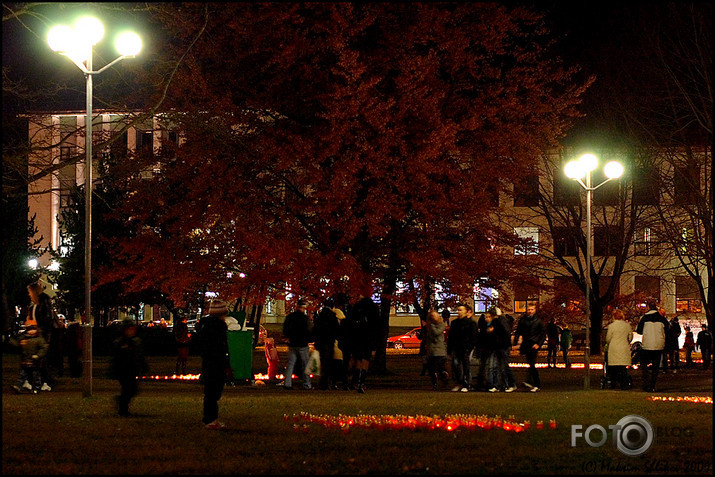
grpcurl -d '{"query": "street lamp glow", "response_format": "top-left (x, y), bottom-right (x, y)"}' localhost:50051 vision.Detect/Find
top-left (47, 25), bottom-right (75, 52)
top-left (28, 258), bottom-right (39, 270)
top-left (49, 261), bottom-right (61, 272)
top-left (564, 160), bottom-right (585, 179)
top-left (116, 32), bottom-right (142, 56)
top-left (75, 17), bottom-right (104, 46)
top-left (579, 153), bottom-right (599, 172)
top-left (604, 161), bottom-right (624, 179)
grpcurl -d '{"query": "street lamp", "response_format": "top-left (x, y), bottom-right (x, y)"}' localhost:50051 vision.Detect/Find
top-left (47, 17), bottom-right (141, 397)
top-left (564, 153), bottom-right (623, 390)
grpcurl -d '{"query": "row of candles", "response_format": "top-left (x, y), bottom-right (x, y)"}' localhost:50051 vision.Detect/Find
top-left (284, 411), bottom-right (557, 433)
top-left (648, 395), bottom-right (713, 404)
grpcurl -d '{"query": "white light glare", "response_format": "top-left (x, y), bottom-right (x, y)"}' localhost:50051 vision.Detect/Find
top-left (28, 258), bottom-right (39, 270)
top-left (116, 31), bottom-right (142, 56)
top-left (564, 160), bottom-right (585, 180)
top-left (604, 161), bottom-right (624, 179)
top-left (75, 17), bottom-right (104, 45)
top-left (49, 261), bottom-right (60, 271)
top-left (47, 25), bottom-right (75, 52)
top-left (579, 154), bottom-right (599, 172)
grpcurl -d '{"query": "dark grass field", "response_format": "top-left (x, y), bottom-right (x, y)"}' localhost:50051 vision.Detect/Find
top-left (2, 348), bottom-right (712, 475)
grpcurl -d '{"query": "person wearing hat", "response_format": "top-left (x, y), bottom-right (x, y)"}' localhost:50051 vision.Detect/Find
top-left (197, 300), bottom-right (232, 429)
top-left (10, 319), bottom-right (48, 394)
top-left (282, 299), bottom-right (313, 390)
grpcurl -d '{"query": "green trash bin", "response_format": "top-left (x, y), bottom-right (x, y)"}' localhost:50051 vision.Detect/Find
top-left (226, 311), bottom-right (253, 380)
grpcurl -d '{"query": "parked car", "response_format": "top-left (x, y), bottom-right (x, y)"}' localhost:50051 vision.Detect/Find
top-left (387, 327), bottom-right (423, 349)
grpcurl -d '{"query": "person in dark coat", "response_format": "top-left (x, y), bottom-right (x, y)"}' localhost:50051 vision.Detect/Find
top-left (342, 294), bottom-right (380, 393)
top-left (447, 304), bottom-right (478, 392)
top-left (313, 300), bottom-right (340, 390)
top-left (513, 304), bottom-right (546, 392)
top-left (664, 316), bottom-right (681, 372)
top-left (196, 300), bottom-right (232, 429)
top-left (545, 318), bottom-right (561, 368)
top-left (696, 324), bottom-right (712, 370)
top-left (27, 282), bottom-right (59, 390)
top-left (282, 300), bottom-right (313, 390)
top-left (109, 319), bottom-right (148, 417)
top-left (682, 326), bottom-right (695, 367)
top-left (174, 311), bottom-right (191, 375)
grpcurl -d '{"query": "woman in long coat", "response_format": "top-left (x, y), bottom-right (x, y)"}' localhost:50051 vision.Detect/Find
top-left (605, 309), bottom-right (633, 390)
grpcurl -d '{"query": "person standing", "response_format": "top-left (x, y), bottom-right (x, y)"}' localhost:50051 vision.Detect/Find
top-left (282, 300), bottom-right (313, 390)
top-left (496, 308), bottom-right (517, 392)
top-left (636, 300), bottom-right (669, 392)
top-left (545, 318), bottom-right (561, 368)
top-left (473, 308), bottom-right (490, 391)
top-left (197, 300), bottom-right (232, 429)
top-left (441, 306), bottom-right (451, 327)
top-left (109, 319), bottom-right (148, 417)
top-left (342, 294), bottom-right (380, 394)
top-left (664, 316), bottom-right (681, 372)
top-left (513, 304), bottom-right (545, 392)
top-left (425, 310), bottom-right (449, 391)
top-left (313, 301), bottom-right (340, 390)
top-left (560, 323), bottom-right (573, 368)
top-left (682, 326), bottom-right (695, 368)
top-left (696, 324), bottom-right (712, 370)
top-left (605, 310), bottom-right (633, 390)
top-left (485, 307), bottom-right (509, 392)
top-left (174, 312), bottom-right (191, 375)
top-left (26, 282), bottom-right (60, 391)
top-left (331, 298), bottom-right (348, 390)
top-left (447, 304), bottom-right (478, 392)
top-left (10, 319), bottom-right (48, 394)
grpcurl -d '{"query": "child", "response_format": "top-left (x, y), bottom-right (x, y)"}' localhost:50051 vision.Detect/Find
top-left (109, 319), bottom-right (148, 417)
top-left (11, 319), bottom-right (49, 394)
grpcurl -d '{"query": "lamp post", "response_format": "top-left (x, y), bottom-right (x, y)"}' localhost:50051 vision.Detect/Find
top-left (47, 17), bottom-right (141, 397)
top-left (564, 153), bottom-right (624, 390)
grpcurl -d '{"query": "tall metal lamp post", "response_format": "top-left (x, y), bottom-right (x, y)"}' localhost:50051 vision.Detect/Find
top-left (47, 17), bottom-right (142, 397)
top-left (564, 153), bottom-right (624, 390)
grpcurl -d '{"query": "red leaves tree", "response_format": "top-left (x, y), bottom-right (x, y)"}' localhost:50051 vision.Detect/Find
top-left (103, 3), bottom-right (589, 370)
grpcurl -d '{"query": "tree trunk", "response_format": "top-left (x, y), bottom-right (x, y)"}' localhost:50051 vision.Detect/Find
top-left (371, 272), bottom-right (398, 375)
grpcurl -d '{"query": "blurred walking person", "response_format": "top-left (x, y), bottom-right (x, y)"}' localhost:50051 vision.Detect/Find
top-left (27, 282), bottom-right (60, 391)
top-left (174, 311), bottom-right (191, 375)
top-left (109, 319), bottom-right (148, 416)
top-left (513, 304), bottom-right (545, 392)
top-left (545, 317), bottom-right (561, 368)
top-left (342, 293), bottom-right (380, 393)
top-left (313, 299), bottom-right (340, 390)
top-left (447, 304), bottom-right (478, 392)
top-left (282, 300), bottom-right (313, 390)
top-left (560, 323), bottom-right (573, 368)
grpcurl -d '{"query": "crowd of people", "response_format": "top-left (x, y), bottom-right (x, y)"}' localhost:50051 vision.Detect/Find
top-left (8, 284), bottom-right (713, 429)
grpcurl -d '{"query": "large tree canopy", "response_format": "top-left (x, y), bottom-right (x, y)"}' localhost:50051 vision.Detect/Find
top-left (102, 3), bottom-right (590, 368)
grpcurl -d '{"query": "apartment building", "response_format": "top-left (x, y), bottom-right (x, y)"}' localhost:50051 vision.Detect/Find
top-left (27, 112), bottom-right (709, 326)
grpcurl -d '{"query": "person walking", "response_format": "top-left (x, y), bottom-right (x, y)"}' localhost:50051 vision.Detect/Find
top-left (682, 326), bottom-right (695, 368)
top-left (331, 298), bottom-right (348, 390)
top-left (10, 319), bottom-right (48, 394)
top-left (342, 293), bottom-right (380, 394)
top-left (605, 310), bottom-right (633, 390)
top-left (636, 300), bottom-right (669, 392)
top-left (560, 323), bottom-right (573, 368)
top-left (696, 324), bottom-right (712, 370)
top-left (109, 319), bottom-right (148, 416)
top-left (313, 300), bottom-right (340, 390)
top-left (447, 304), bottom-right (478, 392)
top-left (26, 282), bottom-right (60, 391)
top-left (485, 307), bottom-right (512, 392)
top-left (174, 312), bottom-right (191, 375)
top-left (282, 300), bottom-right (313, 390)
top-left (196, 299), bottom-right (232, 429)
top-left (545, 317), bottom-right (561, 368)
top-left (513, 304), bottom-right (546, 392)
top-left (425, 310), bottom-right (449, 391)
top-left (496, 308), bottom-right (517, 392)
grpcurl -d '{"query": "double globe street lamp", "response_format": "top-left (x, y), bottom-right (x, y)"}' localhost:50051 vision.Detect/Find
top-left (47, 17), bottom-right (141, 397)
top-left (564, 153), bottom-right (624, 390)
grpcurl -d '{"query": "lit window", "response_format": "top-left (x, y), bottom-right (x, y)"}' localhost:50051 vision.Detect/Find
top-left (514, 227), bottom-right (539, 255)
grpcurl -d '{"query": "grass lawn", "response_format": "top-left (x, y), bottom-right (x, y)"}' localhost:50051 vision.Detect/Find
top-left (2, 349), bottom-right (712, 475)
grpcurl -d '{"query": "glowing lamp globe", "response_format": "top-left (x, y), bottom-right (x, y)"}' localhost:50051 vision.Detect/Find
top-left (578, 153), bottom-right (598, 172)
top-left (116, 32), bottom-right (142, 56)
top-left (47, 25), bottom-right (75, 52)
top-left (75, 17), bottom-right (104, 46)
top-left (604, 161), bottom-right (624, 179)
top-left (564, 160), bottom-right (585, 180)
top-left (28, 258), bottom-right (39, 270)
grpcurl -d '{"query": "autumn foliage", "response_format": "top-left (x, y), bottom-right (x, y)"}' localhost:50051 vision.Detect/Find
top-left (102, 4), bottom-right (590, 330)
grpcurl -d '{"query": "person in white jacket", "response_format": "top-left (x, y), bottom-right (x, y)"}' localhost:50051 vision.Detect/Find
top-left (636, 300), bottom-right (669, 392)
top-left (605, 309), bottom-right (633, 390)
